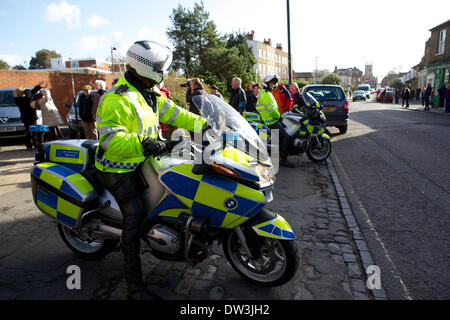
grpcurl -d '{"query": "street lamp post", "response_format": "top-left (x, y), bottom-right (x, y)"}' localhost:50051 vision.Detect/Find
top-left (111, 46), bottom-right (117, 73)
top-left (287, 0), bottom-right (292, 84)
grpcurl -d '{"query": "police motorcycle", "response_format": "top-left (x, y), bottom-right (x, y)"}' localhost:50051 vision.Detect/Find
top-left (29, 94), bottom-right (298, 287)
top-left (244, 92), bottom-right (332, 162)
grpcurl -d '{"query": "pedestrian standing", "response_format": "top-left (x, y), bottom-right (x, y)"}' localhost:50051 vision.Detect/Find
top-left (14, 82), bottom-right (44, 150)
top-left (421, 86), bottom-right (427, 106)
top-left (403, 87), bottom-right (410, 108)
top-left (30, 87), bottom-right (64, 141)
top-left (289, 82), bottom-right (306, 109)
top-left (228, 77), bottom-right (247, 114)
top-left (245, 82), bottom-right (256, 111)
top-left (92, 80), bottom-right (107, 120)
top-left (416, 88), bottom-right (421, 101)
top-left (410, 88), bottom-right (415, 102)
top-left (186, 78), bottom-right (206, 115)
top-left (438, 85), bottom-right (446, 109)
top-left (210, 85), bottom-right (223, 100)
top-left (272, 81), bottom-right (293, 114)
top-left (444, 84), bottom-right (450, 113)
top-left (395, 88), bottom-right (400, 104)
top-left (79, 85), bottom-right (98, 140)
top-left (424, 83), bottom-right (432, 110)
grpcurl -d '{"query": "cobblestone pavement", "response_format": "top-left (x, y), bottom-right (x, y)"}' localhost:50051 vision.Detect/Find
top-left (0, 145), bottom-right (377, 300)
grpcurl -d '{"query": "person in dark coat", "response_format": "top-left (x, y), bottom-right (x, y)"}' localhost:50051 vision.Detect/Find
top-left (14, 82), bottom-right (44, 150)
top-left (402, 87), bottom-right (410, 108)
top-left (228, 77), bottom-right (246, 114)
top-left (79, 85), bottom-right (97, 140)
top-left (424, 84), bottom-right (432, 110)
top-left (245, 82), bottom-right (256, 112)
top-left (186, 78), bottom-right (206, 115)
top-left (438, 85), bottom-right (446, 108)
top-left (289, 82), bottom-right (306, 110)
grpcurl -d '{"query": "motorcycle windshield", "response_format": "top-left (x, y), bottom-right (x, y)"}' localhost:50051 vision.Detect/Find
top-left (192, 94), bottom-right (271, 163)
top-left (303, 92), bottom-right (321, 107)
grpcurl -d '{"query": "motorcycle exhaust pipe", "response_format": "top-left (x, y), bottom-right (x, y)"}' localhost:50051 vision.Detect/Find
top-left (91, 223), bottom-right (122, 239)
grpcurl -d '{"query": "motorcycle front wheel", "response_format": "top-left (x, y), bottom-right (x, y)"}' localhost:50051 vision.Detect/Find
top-left (223, 231), bottom-right (298, 287)
top-left (306, 136), bottom-right (332, 162)
top-left (58, 224), bottom-right (119, 259)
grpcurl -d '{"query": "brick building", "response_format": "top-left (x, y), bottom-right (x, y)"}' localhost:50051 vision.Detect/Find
top-left (292, 72), bottom-right (314, 83)
top-left (362, 63), bottom-right (378, 88)
top-left (334, 66), bottom-right (363, 90)
top-left (421, 20), bottom-right (450, 106)
top-left (246, 31), bottom-right (290, 82)
top-left (0, 69), bottom-right (119, 120)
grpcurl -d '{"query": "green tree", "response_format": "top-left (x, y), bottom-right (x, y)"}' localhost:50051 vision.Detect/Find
top-left (321, 73), bottom-right (342, 85)
top-left (12, 65), bottom-right (26, 70)
top-left (166, 1), bottom-right (221, 77)
top-left (29, 49), bottom-right (61, 69)
top-left (0, 59), bottom-right (10, 70)
top-left (390, 78), bottom-right (403, 90)
top-left (293, 80), bottom-right (310, 89)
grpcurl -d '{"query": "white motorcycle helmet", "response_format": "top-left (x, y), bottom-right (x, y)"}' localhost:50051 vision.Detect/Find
top-left (263, 74), bottom-right (279, 90)
top-left (125, 40), bottom-right (173, 84)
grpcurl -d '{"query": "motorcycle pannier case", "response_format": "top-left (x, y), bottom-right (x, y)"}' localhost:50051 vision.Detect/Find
top-left (31, 162), bottom-right (98, 228)
top-left (43, 140), bottom-right (96, 172)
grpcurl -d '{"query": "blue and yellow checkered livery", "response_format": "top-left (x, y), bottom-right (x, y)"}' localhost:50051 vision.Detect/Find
top-left (159, 163), bottom-right (267, 229)
top-left (298, 119), bottom-right (326, 137)
top-left (31, 162), bottom-right (97, 228)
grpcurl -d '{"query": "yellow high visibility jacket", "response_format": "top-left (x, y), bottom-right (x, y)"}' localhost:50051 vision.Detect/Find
top-left (95, 76), bottom-right (206, 173)
top-left (255, 89), bottom-right (281, 126)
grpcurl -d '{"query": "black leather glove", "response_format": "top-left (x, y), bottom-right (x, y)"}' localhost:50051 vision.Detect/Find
top-left (141, 137), bottom-right (166, 157)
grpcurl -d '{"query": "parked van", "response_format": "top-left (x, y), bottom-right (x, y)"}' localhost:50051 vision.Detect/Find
top-left (357, 84), bottom-right (371, 99)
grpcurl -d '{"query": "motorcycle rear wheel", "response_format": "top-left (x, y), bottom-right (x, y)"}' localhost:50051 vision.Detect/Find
top-left (58, 224), bottom-right (119, 259)
top-left (223, 231), bottom-right (298, 287)
top-left (306, 136), bottom-right (331, 162)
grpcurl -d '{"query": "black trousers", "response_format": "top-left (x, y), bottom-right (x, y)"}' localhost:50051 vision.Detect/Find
top-left (97, 169), bottom-right (146, 286)
top-left (268, 121), bottom-right (289, 161)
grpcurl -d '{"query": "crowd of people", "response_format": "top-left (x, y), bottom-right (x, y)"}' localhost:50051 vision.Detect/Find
top-left (394, 83), bottom-right (450, 112)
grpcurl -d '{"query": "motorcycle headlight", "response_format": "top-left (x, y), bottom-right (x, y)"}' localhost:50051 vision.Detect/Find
top-left (255, 164), bottom-right (275, 188)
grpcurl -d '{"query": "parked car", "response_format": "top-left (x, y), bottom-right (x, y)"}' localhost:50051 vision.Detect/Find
top-left (66, 90), bottom-right (97, 139)
top-left (0, 88), bottom-right (26, 139)
top-left (303, 85), bottom-right (349, 134)
top-left (377, 89), bottom-right (393, 103)
top-left (353, 90), bottom-right (366, 101)
top-left (357, 84), bottom-right (371, 99)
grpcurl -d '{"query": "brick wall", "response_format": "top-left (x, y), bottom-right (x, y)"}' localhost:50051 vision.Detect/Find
top-left (0, 70), bottom-right (121, 120)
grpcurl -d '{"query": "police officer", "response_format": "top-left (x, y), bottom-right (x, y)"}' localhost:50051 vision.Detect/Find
top-left (95, 40), bottom-right (206, 300)
top-left (257, 74), bottom-right (294, 168)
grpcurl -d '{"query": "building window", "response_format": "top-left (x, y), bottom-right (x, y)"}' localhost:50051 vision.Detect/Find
top-left (438, 29), bottom-right (446, 55)
top-left (259, 49), bottom-right (262, 58)
top-left (70, 61), bottom-right (79, 68)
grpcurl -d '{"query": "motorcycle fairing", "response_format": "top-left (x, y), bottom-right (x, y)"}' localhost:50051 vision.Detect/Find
top-left (148, 194), bottom-right (189, 220)
top-left (31, 162), bottom-right (97, 228)
top-left (251, 213), bottom-right (296, 240)
top-left (159, 163), bottom-right (266, 228)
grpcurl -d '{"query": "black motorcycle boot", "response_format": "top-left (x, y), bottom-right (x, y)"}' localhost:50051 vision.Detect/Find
top-left (121, 198), bottom-right (161, 301)
top-left (280, 158), bottom-right (295, 168)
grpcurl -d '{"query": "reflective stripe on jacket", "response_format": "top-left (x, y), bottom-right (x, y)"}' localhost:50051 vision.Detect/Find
top-left (95, 76), bottom-right (206, 173)
top-left (255, 89), bottom-right (281, 126)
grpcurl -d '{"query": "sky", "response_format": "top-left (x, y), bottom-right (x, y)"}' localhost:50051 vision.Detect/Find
top-left (0, 0), bottom-right (449, 81)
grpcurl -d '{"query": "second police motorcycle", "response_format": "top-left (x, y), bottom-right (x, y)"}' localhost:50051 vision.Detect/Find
top-left (244, 91), bottom-right (332, 163)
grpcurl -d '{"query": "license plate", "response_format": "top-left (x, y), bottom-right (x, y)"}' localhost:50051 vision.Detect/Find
top-left (323, 107), bottom-right (334, 111)
top-left (0, 126), bottom-right (17, 132)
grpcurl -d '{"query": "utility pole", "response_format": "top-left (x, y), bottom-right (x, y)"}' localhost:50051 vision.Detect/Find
top-left (315, 56), bottom-right (319, 84)
top-left (286, 0), bottom-right (292, 84)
